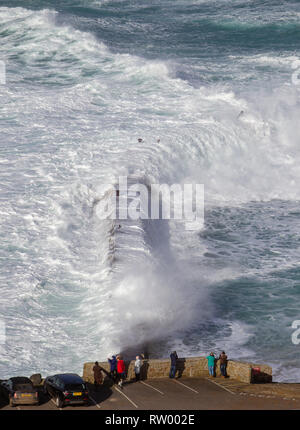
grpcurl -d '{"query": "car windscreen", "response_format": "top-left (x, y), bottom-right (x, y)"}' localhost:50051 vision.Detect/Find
top-left (11, 377), bottom-right (31, 385)
top-left (14, 383), bottom-right (34, 392)
top-left (64, 383), bottom-right (85, 391)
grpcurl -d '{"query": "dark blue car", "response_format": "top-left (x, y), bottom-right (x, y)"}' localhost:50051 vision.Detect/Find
top-left (43, 373), bottom-right (89, 408)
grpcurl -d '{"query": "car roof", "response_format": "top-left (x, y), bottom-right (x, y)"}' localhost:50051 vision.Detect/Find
top-left (52, 373), bottom-right (83, 384)
top-left (10, 377), bottom-right (32, 384)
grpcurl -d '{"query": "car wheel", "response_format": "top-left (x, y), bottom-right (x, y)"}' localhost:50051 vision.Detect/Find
top-left (56, 395), bottom-right (63, 408)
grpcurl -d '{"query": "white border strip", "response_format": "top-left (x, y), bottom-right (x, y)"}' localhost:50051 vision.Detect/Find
top-left (140, 381), bottom-right (164, 395)
top-left (173, 379), bottom-right (199, 394)
top-left (114, 386), bottom-right (139, 409)
top-left (205, 378), bottom-right (235, 395)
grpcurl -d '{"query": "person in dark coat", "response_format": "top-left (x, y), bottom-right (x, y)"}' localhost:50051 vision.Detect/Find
top-left (169, 351), bottom-right (178, 378)
top-left (218, 351), bottom-right (228, 378)
top-left (108, 355), bottom-right (117, 382)
top-left (93, 361), bottom-right (104, 390)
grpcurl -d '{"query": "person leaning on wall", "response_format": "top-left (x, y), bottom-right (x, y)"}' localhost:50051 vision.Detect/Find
top-left (169, 350), bottom-right (178, 379)
top-left (218, 351), bottom-right (228, 378)
top-left (206, 352), bottom-right (216, 378)
top-left (134, 355), bottom-right (142, 382)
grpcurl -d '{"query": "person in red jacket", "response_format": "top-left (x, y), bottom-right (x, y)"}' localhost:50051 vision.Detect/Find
top-left (116, 355), bottom-right (126, 388)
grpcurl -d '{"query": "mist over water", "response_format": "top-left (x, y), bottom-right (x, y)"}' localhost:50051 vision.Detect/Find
top-left (1, 0), bottom-right (300, 381)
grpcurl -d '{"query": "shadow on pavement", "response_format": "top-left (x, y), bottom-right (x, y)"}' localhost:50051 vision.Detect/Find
top-left (176, 358), bottom-right (186, 379)
top-left (0, 397), bottom-right (7, 409)
top-left (86, 379), bottom-right (114, 404)
top-left (36, 387), bottom-right (52, 406)
top-left (0, 381), bottom-right (7, 409)
top-left (141, 360), bottom-right (150, 380)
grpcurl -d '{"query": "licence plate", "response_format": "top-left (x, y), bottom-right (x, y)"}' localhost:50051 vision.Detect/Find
top-left (21, 394), bottom-right (32, 397)
top-left (73, 392), bottom-right (82, 396)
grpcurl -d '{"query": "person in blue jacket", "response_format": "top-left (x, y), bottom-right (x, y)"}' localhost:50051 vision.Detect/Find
top-left (206, 352), bottom-right (216, 377)
top-left (108, 355), bottom-right (117, 382)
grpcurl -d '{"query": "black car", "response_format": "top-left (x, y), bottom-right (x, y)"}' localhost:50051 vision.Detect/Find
top-left (0, 377), bottom-right (39, 406)
top-left (43, 373), bottom-right (89, 408)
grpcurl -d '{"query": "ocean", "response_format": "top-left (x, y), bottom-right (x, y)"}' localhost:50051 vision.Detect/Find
top-left (1, 0), bottom-right (300, 382)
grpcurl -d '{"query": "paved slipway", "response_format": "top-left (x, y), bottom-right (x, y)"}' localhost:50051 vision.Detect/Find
top-left (2, 377), bottom-right (300, 410)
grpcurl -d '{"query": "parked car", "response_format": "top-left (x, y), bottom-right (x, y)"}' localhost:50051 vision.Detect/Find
top-left (43, 373), bottom-right (89, 408)
top-left (0, 377), bottom-right (39, 407)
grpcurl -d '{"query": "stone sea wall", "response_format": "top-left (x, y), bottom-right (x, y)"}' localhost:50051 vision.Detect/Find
top-left (83, 356), bottom-right (272, 384)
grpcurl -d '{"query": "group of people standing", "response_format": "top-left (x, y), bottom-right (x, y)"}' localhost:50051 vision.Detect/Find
top-left (93, 354), bottom-right (142, 389)
top-left (108, 354), bottom-right (143, 387)
top-left (206, 351), bottom-right (228, 378)
top-left (93, 350), bottom-right (228, 390)
top-left (169, 350), bottom-right (228, 379)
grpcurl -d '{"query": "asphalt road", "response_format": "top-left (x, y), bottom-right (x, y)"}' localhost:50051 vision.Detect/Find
top-left (1, 377), bottom-right (300, 410)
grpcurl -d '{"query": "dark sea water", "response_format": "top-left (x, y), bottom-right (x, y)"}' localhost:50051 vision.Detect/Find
top-left (1, 0), bottom-right (300, 381)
